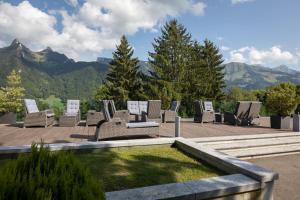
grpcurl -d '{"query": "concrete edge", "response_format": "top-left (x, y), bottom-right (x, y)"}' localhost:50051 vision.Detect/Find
top-left (0, 137), bottom-right (178, 154)
top-left (105, 174), bottom-right (260, 200)
top-left (189, 132), bottom-right (297, 143)
top-left (175, 138), bottom-right (279, 183)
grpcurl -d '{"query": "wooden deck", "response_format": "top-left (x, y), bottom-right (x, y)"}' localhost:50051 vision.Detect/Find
top-left (0, 117), bottom-right (291, 146)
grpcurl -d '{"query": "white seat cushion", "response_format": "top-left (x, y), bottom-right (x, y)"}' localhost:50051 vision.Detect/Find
top-left (65, 112), bottom-right (78, 117)
top-left (139, 101), bottom-right (148, 114)
top-left (67, 100), bottom-right (80, 114)
top-left (204, 101), bottom-right (214, 111)
top-left (126, 121), bottom-right (159, 128)
top-left (24, 99), bottom-right (39, 113)
top-left (46, 113), bottom-right (55, 117)
top-left (127, 101), bottom-right (139, 115)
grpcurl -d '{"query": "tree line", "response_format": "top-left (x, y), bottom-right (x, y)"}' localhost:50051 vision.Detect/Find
top-left (95, 19), bottom-right (225, 116)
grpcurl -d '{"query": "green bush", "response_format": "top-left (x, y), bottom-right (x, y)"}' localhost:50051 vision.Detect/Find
top-left (265, 82), bottom-right (299, 116)
top-left (0, 144), bottom-right (104, 200)
top-left (39, 95), bottom-right (64, 119)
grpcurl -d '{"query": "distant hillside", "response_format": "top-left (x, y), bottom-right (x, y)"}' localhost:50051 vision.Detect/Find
top-left (223, 62), bottom-right (300, 89)
top-left (1, 39), bottom-right (300, 100)
top-left (0, 39), bottom-right (108, 100)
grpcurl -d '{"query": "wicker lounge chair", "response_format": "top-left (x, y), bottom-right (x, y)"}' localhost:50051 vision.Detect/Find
top-left (95, 101), bottom-right (159, 140)
top-left (23, 99), bottom-right (55, 128)
top-left (109, 100), bottom-right (129, 122)
top-left (141, 100), bottom-right (162, 123)
top-left (194, 100), bottom-right (215, 123)
top-left (224, 101), bottom-right (251, 126)
top-left (247, 101), bottom-right (262, 125)
top-left (59, 100), bottom-right (80, 127)
top-left (162, 101), bottom-right (180, 122)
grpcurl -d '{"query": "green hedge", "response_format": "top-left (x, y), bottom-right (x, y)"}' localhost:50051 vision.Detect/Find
top-left (0, 144), bottom-right (104, 200)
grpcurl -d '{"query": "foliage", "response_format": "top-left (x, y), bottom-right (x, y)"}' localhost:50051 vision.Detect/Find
top-left (295, 85), bottom-right (300, 114)
top-left (148, 19), bottom-right (192, 110)
top-left (0, 70), bottom-right (25, 113)
top-left (147, 20), bottom-right (225, 116)
top-left (39, 95), bottom-right (64, 119)
top-left (97, 35), bottom-right (146, 108)
top-left (265, 82), bottom-right (298, 116)
top-left (226, 86), bottom-right (258, 102)
top-left (0, 143), bottom-right (104, 200)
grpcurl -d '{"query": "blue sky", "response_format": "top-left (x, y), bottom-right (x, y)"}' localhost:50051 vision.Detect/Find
top-left (0, 0), bottom-right (299, 68)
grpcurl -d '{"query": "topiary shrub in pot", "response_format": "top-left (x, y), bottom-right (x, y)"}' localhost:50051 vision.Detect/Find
top-left (265, 82), bottom-right (298, 129)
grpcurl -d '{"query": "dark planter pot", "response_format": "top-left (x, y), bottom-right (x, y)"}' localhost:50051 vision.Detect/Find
top-left (270, 115), bottom-right (290, 129)
top-left (0, 112), bottom-right (16, 124)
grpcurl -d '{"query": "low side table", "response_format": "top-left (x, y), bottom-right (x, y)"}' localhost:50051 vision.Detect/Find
top-left (86, 110), bottom-right (104, 126)
top-left (215, 113), bottom-right (223, 123)
top-left (59, 115), bottom-right (77, 127)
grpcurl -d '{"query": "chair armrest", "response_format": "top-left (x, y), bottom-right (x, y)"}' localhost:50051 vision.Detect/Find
top-left (114, 110), bottom-right (129, 122)
top-left (141, 111), bottom-right (148, 122)
top-left (26, 111), bottom-right (47, 118)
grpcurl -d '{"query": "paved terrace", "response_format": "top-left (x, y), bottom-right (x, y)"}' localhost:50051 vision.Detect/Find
top-left (0, 117), bottom-right (291, 146)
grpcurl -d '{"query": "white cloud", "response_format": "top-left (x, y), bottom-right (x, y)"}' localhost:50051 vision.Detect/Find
top-left (229, 46), bottom-right (299, 66)
top-left (230, 52), bottom-right (246, 63)
top-left (0, 0), bottom-right (206, 61)
top-left (231, 0), bottom-right (254, 4)
top-left (189, 2), bottom-right (206, 16)
top-left (221, 46), bottom-right (230, 51)
top-left (216, 36), bottom-right (224, 41)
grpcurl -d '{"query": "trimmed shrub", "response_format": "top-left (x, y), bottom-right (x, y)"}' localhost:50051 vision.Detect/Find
top-left (265, 82), bottom-right (299, 116)
top-left (0, 144), bottom-right (104, 200)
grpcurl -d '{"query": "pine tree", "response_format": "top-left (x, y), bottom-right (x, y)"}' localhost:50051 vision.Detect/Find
top-left (200, 39), bottom-right (225, 100)
top-left (0, 69), bottom-right (25, 113)
top-left (100, 35), bottom-right (145, 108)
top-left (148, 19), bottom-right (192, 108)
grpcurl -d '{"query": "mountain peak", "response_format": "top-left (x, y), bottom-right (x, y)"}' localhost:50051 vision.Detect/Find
top-left (43, 46), bottom-right (53, 52)
top-left (274, 65), bottom-right (297, 74)
top-left (10, 38), bottom-right (23, 48)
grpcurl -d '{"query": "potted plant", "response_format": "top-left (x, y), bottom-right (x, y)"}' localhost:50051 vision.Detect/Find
top-left (265, 82), bottom-right (298, 129)
top-left (0, 70), bottom-right (25, 124)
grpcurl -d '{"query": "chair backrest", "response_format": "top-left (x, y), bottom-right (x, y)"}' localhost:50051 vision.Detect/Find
top-left (109, 100), bottom-right (117, 115)
top-left (101, 100), bottom-right (111, 121)
top-left (248, 101), bottom-right (262, 119)
top-left (170, 101), bottom-right (180, 112)
top-left (235, 101), bottom-right (251, 119)
top-left (24, 99), bottom-right (39, 114)
top-left (67, 100), bottom-right (80, 114)
top-left (127, 101), bottom-right (139, 114)
top-left (204, 101), bottom-right (214, 111)
top-left (139, 101), bottom-right (148, 114)
top-left (194, 100), bottom-right (204, 116)
top-left (147, 100), bottom-right (161, 119)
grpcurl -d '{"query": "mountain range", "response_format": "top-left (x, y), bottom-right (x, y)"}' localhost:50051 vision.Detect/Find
top-left (0, 39), bottom-right (299, 100)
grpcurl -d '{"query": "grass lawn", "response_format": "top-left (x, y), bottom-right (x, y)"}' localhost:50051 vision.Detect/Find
top-left (75, 145), bottom-right (223, 192)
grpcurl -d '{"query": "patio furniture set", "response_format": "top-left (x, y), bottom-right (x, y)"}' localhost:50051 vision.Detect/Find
top-left (194, 100), bottom-right (262, 126)
top-left (24, 99), bottom-right (82, 128)
top-left (23, 98), bottom-right (262, 140)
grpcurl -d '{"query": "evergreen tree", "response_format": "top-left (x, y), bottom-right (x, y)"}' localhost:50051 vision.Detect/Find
top-left (97, 35), bottom-right (144, 108)
top-left (200, 39), bottom-right (225, 100)
top-left (0, 69), bottom-right (25, 113)
top-left (148, 19), bottom-right (192, 108)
